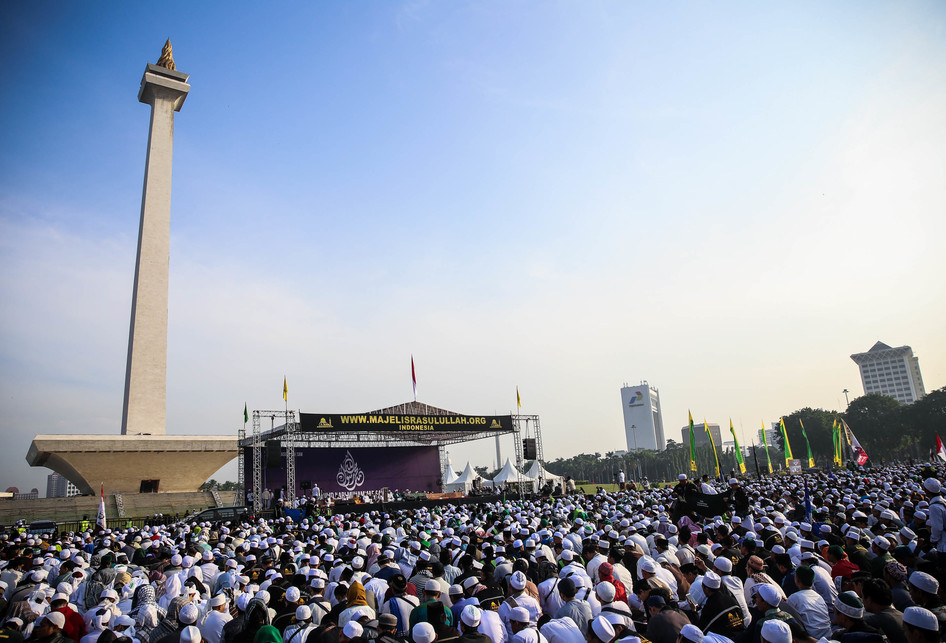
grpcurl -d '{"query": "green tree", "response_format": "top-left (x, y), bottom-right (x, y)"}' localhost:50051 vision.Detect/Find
top-left (843, 394), bottom-right (903, 462)
top-left (775, 408), bottom-right (840, 467)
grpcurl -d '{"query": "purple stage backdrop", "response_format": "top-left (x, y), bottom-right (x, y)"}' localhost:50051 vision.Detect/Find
top-left (247, 446), bottom-right (441, 493)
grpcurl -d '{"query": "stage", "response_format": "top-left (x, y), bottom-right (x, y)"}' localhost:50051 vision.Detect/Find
top-left (240, 400), bottom-right (544, 513)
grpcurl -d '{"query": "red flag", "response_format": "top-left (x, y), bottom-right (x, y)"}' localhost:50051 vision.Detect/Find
top-left (936, 435), bottom-right (946, 462)
top-left (411, 356), bottom-right (417, 401)
top-left (850, 433), bottom-right (869, 466)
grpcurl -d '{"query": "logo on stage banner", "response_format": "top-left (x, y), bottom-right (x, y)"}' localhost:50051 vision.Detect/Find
top-left (317, 418), bottom-right (333, 429)
top-left (788, 459), bottom-right (803, 474)
top-left (336, 450), bottom-right (366, 491)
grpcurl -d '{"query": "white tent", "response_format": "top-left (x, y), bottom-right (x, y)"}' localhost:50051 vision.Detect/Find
top-left (445, 462), bottom-right (481, 493)
top-left (486, 458), bottom-right (523, 487)
top-left (442, 455), bottom-right (458, 485)
top-left (524, 460), bottom-right (563, 491)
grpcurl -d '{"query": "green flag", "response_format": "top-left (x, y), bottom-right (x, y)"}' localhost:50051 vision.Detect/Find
top-left (688, 411), bottom-right (697, 472)
top-left (705, 420), bottom-right (720, 477)
top-left (244, 403), bottom-right (249, 424)
top-left (799, 419), bottom-right (815, 468)
top-left (779, 417), bottom-right (793, 467)
top-left (730, 419), bottom-right (746, 474)
top-left (761, 420), bottom-right (773, 474)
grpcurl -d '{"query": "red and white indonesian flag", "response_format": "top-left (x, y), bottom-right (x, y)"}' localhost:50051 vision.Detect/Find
top-left (936, 435), bottom-right (946, 462)
top-left (850, 433), bottom-right (869, 466)
top-left (96, 483), bottom-right (106, 531)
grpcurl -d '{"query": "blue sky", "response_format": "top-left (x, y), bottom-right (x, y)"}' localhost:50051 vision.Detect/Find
top-left (2, 2), bottom-right (945, 491)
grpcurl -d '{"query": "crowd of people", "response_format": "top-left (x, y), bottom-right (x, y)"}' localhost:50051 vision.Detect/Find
top-left (2, 463), bottom-right (946, 643)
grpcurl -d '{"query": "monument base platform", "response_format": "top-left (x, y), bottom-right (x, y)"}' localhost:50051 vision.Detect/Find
top-left (27, 435), bottom-right (238, 495)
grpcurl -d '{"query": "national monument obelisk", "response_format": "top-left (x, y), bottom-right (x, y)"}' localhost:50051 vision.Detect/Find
top-left (123, 40), bottom-right (190, 435)
top-left (27, 42), bottom-right (237, 495)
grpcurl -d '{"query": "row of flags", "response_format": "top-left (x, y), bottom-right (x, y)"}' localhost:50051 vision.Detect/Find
top-left (688, 412), bottom-right (876, 475)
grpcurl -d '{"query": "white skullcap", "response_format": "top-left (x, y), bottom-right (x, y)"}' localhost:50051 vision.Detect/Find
top-left (460, 604), bottom-right (481, 627)
top-left (209, 594), bottom-right (227, 607)
top-left (510, 607), bottom-right (530, 623)
top-left (295, 605), bottom-right (312, 621)
top-left (758, 584), bottom-right (780, 607)
top-left (760, 619), bottom-right (791, 643)
top-left (42, 613), bottom-right (66, 630)
top-left (342, 621), bottom-right (364, 640)
top-left (680, 624), bottom-right (703, 643)
top-left (590, 616), bottom-right (615, 642)
top-left (179, 604), bottom-right (200, 625)
top-left (596, 581), bottom-right (616, 602)
top-left (904, 606), bottom-right (939, 631)
top-left (181, 625), bottom-right (202, 643)
top-left (639, 559), bottom-right (657, 574)
top-left (171, 554), bottom-right (183, 566)
top-left (909, 571), bottom-right (939, 595)
top-left (411, 622), bottom-right (435, 643)
top-left (509, 571), bottom-right (527, 591)
top-left (713, 557), bottom-right (733, 573)
top-left (285, 586), bottom-right (301, 603)
top-left (702, 571), bottom-right (721, 589)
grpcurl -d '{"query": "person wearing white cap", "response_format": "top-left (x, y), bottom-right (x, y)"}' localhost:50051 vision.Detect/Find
top-left (922, 477), bottom-right (946, 553)
top-left (410, 622), bottom-right (435, 643)
top-left (904, 606), bottom-right (939, 643)
top-left (678, 623), bottom-right (702, 643)
top-left (540, 616), bottom-right (585, 643)
top-left (907, 572), bottom-right (946, 633)
top-left (507, 606), bottom-right (546, 643)
top-left (457, 605), bottom-right (491, 643)
top-left (712, 557), bottom-right (750, 628)
top-left (758, 619), bottom-right (790, 643)
top-left (586, 615), bottom-right (614, 643)
top-left (199, 594), bottom-right (232, 643)
top-left (79, 609), bottom-right (111, 643)
top-left (282, 605), bottom-right (316, 643)
top-left (498, 572), bottom-right (540, 640)
top-left (180, 625), bottom-right (202, 643)
top-left (696, 571), bottom-right (744, 638)
top-left (30, 612), bottom-right (67, 643)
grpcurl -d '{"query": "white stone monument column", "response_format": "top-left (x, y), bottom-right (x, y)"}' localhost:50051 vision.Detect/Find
top-left (121, 42), bottom-right (190, 436)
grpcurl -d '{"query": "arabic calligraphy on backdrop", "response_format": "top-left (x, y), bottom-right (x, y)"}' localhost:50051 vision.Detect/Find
top-left (336, 450), bottom-right (366, 491)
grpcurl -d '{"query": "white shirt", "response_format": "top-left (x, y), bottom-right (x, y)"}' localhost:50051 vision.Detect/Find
top-left (199, 608), bottom-right (233, 643)
top-left (786, 589), bottom-right (832, 639)
top-left (479, 608), bottom-right (509, 643)
top-left (540, 617), bottom-right (585, 643)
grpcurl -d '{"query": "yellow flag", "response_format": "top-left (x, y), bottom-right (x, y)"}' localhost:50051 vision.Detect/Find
top-left (283, 376), bottom-right (288, 402)
top-left (779, 417), bottom-right (793, 466)
top-left (517, 387), bottom-right (522, 409)
top-left (705, 420), bottom-right (720, 477)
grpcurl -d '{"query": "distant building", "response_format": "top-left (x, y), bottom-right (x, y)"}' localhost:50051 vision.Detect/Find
top-left (851, 341), bottom-right (926, 404)
top-left (681, 422), bottom-right (723, 449)
top-left (760, 424), bottom-right (779, 447)
top-left (46, 472), bottom-right (79, 498)
top-left (13, 490), bottom-right (39, 501)
top-left (621, 382), bottom-right (666, 451)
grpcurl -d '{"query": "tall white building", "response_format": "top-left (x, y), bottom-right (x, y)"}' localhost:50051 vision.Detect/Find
top-left (851, 341), bottom-right (926, 405)
top-left (621, 382), bottom-right (666, 451)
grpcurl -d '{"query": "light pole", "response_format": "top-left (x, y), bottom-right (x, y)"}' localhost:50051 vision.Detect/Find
top-left (843, 389), bottom-right (850, 407)
top-left (631, 424), bottom-right (638, 451)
